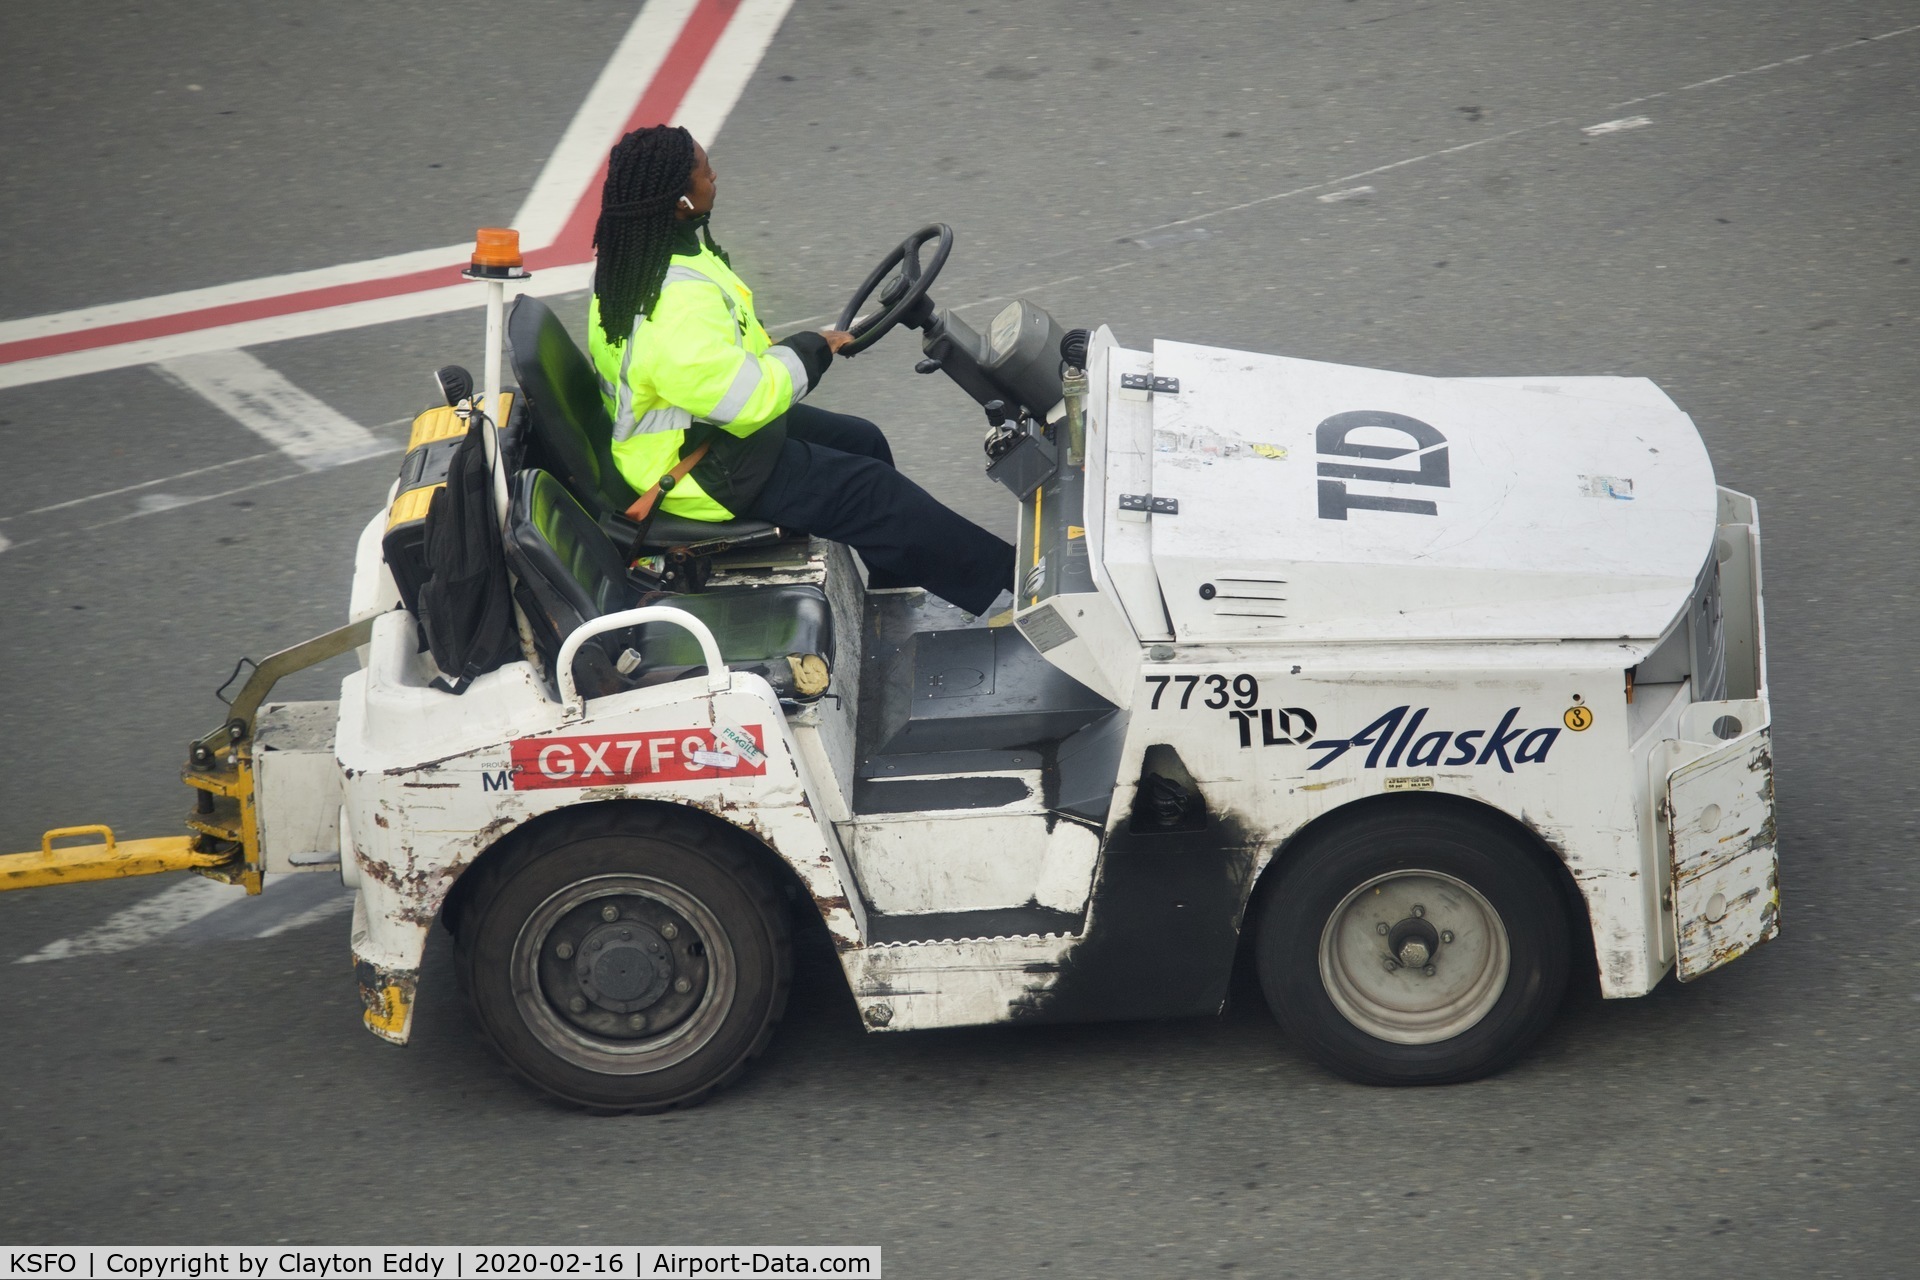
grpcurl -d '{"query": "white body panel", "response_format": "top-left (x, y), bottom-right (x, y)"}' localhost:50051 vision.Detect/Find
top-left (253, 701), bottom-right (344, 872)
top-left (316, 328), bottom-right (1776, 1047)
top-left (1144, 340), bottom-right (1717, 645)
top-left (848, 813), bottom-right (1099, 917)
top-left (334, 610), bottom-right (862, 1041)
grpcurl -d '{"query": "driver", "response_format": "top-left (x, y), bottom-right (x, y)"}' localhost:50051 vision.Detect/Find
top-left (588, 125), bottom-right (1016, 615)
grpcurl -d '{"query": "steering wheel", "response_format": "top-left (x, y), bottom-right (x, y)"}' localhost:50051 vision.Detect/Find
top-left (835, 224), bottom-right (953, 357)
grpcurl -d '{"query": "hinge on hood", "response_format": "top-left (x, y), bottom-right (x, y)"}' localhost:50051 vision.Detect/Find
top-left (1119, 373), bottom-right (1180, 397)
top-left (1118, 493), bottom-right (1178, 515)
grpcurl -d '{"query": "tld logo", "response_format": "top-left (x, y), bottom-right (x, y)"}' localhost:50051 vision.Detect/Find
top-left (1316, 410), bottom-right (1449, 520)
top-left (1307, 705), bottom-right (1561, 774)
top-left (1227, 706), bottom-right (1317, 748)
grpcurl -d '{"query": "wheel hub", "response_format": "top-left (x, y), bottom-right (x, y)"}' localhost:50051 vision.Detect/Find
top-left (1388, 915), bottom-right (1440, 970)
top-left (575, 920), bottom-right (675, 1012)
top-left (535, 893), bottom-right (711, 1040)
top-left (1319, 871), bottom-right (1512, 1045)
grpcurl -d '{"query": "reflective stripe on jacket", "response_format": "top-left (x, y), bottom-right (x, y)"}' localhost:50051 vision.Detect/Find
top-left (589, 243), bottom-right (812, 519)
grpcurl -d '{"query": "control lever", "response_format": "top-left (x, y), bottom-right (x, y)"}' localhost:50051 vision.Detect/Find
top-left (981, 399), bottom-right (1021, 462)
top-left (914, 357), bottom-right (943, 375)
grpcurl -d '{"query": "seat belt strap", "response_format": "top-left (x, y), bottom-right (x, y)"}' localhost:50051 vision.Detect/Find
top-left (624, 441), bottom-right (713, 522)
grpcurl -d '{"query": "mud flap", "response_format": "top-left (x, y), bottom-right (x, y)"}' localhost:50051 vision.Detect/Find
top-left (1667, 729), bottom-right (1779, 981)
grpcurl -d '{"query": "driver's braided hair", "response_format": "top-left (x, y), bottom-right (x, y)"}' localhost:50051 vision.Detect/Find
top-left (593, 125), bottom-right (731, 344)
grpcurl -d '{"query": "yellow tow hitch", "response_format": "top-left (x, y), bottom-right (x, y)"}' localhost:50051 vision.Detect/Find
top-left (0, 615), bottom-right (376, 896)
top-left (0, 825), bottom-right (230, 891)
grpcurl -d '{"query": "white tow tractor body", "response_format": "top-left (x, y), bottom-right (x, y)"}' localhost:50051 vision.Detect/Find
top-left (262, 310), bottom-right (1780, 1105)
top-left (0, 219), bottom-right (1776, 1107)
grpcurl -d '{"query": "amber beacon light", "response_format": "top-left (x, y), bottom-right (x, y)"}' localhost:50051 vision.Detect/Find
top-left (467, 227), bottom-right (528, 279)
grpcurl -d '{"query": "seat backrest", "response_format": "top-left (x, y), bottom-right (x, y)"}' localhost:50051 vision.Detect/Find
top-left (506, 295), bottom-right (640, 518)
top-left (503, 469), bottom-right (641, 679)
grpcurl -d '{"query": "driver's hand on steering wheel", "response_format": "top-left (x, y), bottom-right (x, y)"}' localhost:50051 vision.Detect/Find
top-left (821, 329), bottom-right (857, 355)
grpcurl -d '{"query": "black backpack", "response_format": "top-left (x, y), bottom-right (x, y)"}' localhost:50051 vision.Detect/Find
top-left (416, 418), bottom-right (520, 693)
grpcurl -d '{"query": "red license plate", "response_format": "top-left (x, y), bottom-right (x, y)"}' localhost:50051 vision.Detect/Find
top-left (509, 726), bottom-right (766, 790)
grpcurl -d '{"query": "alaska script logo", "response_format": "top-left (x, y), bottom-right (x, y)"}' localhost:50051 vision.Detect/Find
top-left (1317, 411), bottom-right (1449, 520)
top-left (1306, 705), bottom-right (1561, 774)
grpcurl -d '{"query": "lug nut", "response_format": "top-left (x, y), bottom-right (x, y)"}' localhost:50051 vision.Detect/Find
top-left (1441, 931), bottom-right (1454, 944)
top-left (1375, 922), bottom-right (1390, 936)
top-left (1410, 904), bottom-right (1426, 919)
top-left (627, 1014), bottom-right (647, 1031)
top-left (674, 977), bottom-right (693, 994)
top-left (590, 938), bottom-right (602, 950)
top-left (567, 996), bottom-right (587, 1013)
top-left (555, 942), bottom-right (575, 960)
top-left (1423, 964), bottom-right (1437, 977)
top-left (649, 941), bottom-right (662, 954)
top-left (661, 923), bottom-right (679, 941)
top-left (619, 929), bottom-right (632, 940)
top-left (1383, 958), bottom-right (1399, 972)
top-left (601, 905), bottom-right (619, 922)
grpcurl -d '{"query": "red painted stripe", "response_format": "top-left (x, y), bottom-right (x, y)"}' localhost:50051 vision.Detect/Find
top-left (537, 0), bottom-right (741, 267)
top-left (0, 261), bottom-right (474, 365)
top-left (0, 0), bottom-right (739, 369)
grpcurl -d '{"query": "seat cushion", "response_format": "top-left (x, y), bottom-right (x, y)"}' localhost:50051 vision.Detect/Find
top-left (504, 469), bottom-right (833, 701)
top-left (505, 470), bottom-right (641, 669)
top-left (627, 586), bottom-right (832, 674)
top-left (639, 511), bottom-right (781, 549)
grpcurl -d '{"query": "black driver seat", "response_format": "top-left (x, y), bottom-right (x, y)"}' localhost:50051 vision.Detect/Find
top-left (505, 294), bottom-right (780, 551)
top-left (503, 468), bottom-right (832, 703)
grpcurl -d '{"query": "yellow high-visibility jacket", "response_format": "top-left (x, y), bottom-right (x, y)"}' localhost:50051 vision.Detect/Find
top-left (589, 238), bottom-right (828, 520)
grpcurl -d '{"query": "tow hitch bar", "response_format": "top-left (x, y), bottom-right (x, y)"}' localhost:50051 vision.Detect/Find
top-left (0, 615), bottom-right (377, 894)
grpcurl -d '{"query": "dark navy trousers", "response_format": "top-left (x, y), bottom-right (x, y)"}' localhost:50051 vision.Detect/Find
top-left (741, 404), bottom-right (1015, 615)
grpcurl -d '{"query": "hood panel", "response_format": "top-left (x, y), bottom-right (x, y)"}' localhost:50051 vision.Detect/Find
top-left (1142, 340), bottom-right (1717, 644)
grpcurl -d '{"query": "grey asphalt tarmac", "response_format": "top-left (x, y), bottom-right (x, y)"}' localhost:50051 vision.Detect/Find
top-left (2, 2), bottom-right (1916, 1276)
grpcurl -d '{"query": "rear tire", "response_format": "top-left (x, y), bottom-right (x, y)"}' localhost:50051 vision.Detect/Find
top-left (455, 806), bottom-right (791, 1112)
top-left (1255, 803), bottom-right (1569, 1085)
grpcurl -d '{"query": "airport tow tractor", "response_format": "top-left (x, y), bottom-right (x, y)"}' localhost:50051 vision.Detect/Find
top-left (1, 224), bottom-right (1779, 1110)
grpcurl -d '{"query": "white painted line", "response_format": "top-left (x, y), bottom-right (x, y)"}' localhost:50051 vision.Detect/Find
top-left (514, 0), bottom-right (705, 246)
top-left (254, 892), bottom-right (354, 938)
top-left (1317, 185), bottom-right (1376, 203)
top-left (0, 452), bottom-right (277, 523)
top-left (177, 873), bottom-right (357, 943)
top-left (1108, 120), bottom-right (1572, 241)
top-left (0, 0), bottom-right (792, 389)
top-left (1610, 22), bottom-right (1920, 109)
top-left (153, 350), bottom-right (386, 470)
top-left (0, 532), bottom-right (11, 554)
top-left (0, 243), bottom-right (471, 350)
top-left (0, 263), bottom-right (596, 392)
top-left (14, 876), bottom-right (239, 964)
top-left (1582, 115), bottom-right (1653, 136)
top-left (1126, 227), bottom-right (1216, 250)
top-left (675, 0), bottom-right (798, 148)
top-left (78, 470), bottom-right (319, 532)
top-left (515, 0), bottom-right (799, 241)
top-left (4, 7), bottom-right (1898, 395)
top-left (0, 454), bottom-right (403, 555)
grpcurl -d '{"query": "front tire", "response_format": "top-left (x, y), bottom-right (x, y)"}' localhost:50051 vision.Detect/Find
top-left (1255, 803), bottom-right (1569, 1085)
top-left (455, 807), bottom-right (791, 1112)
